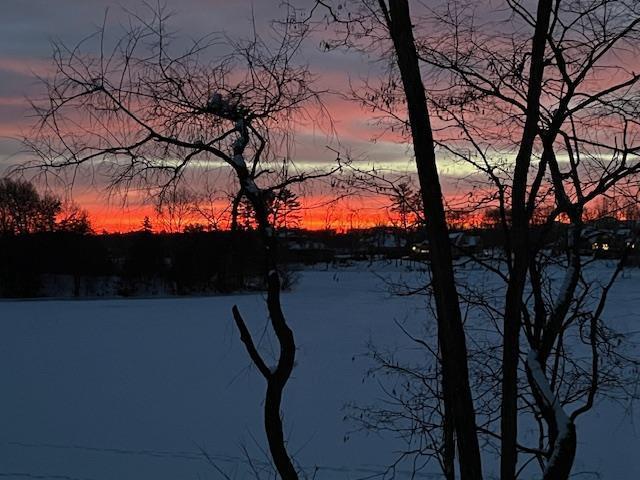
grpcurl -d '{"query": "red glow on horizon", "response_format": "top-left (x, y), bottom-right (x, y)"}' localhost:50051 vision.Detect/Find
top-left (88, 195), bottom-right (395, 234)
top-left (86, 192), bottom-right (491, 234)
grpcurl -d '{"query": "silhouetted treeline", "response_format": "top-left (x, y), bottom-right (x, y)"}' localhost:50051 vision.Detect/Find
top-left (0, 229), bottom-right (271, 298)
top-left (1, 219), bottom-right (637, 298)
top-left (0, 225), bottom-right (495, 297)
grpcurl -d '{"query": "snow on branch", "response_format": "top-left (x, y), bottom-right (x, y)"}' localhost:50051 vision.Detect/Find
top-left (526, 349), bottom-right (575, 476)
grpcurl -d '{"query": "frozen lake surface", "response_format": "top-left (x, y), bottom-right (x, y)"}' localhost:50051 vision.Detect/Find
top-left (1, 261), bottom-right (639, 479)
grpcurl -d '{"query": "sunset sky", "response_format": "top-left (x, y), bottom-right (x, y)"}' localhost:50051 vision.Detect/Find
top-left (6, 1), bottom-right (632, 232)
top-left (0, 0), bottom-right (388, 231)
top-left (0, 0), bottom-right (490, 232)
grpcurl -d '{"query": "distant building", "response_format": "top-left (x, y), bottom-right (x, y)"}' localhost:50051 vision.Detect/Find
top-left (410, 231), bottom-right (483, 260)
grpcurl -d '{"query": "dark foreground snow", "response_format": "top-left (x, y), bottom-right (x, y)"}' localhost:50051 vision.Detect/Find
top-left (0, 262), bottom-right (638, 479)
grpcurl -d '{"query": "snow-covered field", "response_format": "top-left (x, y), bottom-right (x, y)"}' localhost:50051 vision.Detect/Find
top-left (0, 262), bottom-right (638, 479)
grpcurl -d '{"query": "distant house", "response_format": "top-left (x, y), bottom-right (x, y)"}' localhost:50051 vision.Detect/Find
top-left (410, 231), bottom-right (483, 260)
top-left (361, 227), bottom-right (406, 249)
top-left (449, 232), bottom-right (483, 258)
top-left (280, 230), bottom-right (333, 264)
top-left (577, 222), bottom-right (637, 258)
top-left (410, 240), bottom-right (430, 259)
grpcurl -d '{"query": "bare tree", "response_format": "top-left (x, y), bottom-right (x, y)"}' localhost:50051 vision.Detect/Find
top-left (417, 1), bottom-right (640, 477)
top-left (303, 0), bottom-right (640, 479)
top-left (26, 6), bottom-right (336, 479)
top-left (0, 177), bottom-right (61, 235)
top-left (56, 201), bottom-right (93, 234)
top-left (388, 180), bottom-right (423, 230)
top-left (154, 186), bottom-right (196, 233)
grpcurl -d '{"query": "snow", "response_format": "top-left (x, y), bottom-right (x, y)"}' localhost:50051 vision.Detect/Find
top-left (526, 349), bottom-right (572, 472)
top-left (0, 261), bottom-right (639, 479)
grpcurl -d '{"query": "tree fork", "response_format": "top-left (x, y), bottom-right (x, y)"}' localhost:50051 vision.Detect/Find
top-left (231, 136), bottom-right (299, 479)
top-left (500, 1), bottom-right (553, 478)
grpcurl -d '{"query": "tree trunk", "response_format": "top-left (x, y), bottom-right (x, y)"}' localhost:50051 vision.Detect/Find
top-left (500, 2), bottom-right (553, 478)
top-left (526, 351), bottom-right (577, 480)
top-left (442, 371), bottom-right (456, 480)
top-left (383, 1), bottom-right (483, 478)
top-left (250, 194), bottom-right (298, 480)
top-left (231, 130), bottom-right (298, 479)
top-left (542, 422), bottom-right (576, 480)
